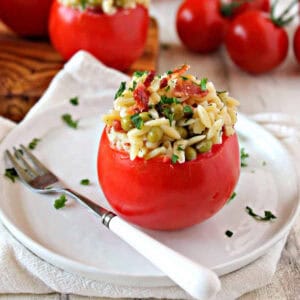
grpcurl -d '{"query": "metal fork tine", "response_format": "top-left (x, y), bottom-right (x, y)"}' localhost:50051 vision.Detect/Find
top-left (5, 150), bottom-right (33, 182)
top-left (13, 147), bottom-right (39, 177)
top-left (20, 144), bottom-right (49, 175)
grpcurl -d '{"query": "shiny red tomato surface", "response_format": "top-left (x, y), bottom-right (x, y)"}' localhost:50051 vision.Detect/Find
top-left (0, 0), bottom-right (53, 37)
top-left (225, 10), bottom-right (288, 74)
top-left (176, 0), bottom-right (228, 53)
top-left (49, 0), bottom-right (149, 70)
top-left (294, 26), bottom-right (300, 65)
top-left (97, 129), bottom-right (240, 230)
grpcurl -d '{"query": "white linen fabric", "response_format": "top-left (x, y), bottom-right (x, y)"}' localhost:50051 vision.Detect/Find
top-left (0, 52), bottom-right (299, 300)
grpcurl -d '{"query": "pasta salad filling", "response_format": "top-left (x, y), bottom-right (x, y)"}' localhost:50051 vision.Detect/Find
top-left (102, 65), bottom-right (239, 163)
top-left (59, 0), bottom-right (149, 14)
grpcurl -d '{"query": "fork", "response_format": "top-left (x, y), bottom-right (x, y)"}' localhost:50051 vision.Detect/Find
top-left (6, 145), bottom-right (221, 300)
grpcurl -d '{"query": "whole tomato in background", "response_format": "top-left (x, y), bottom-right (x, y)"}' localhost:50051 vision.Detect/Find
top-left (98, 130), bottom-right (240, 230)
top-left (49, 0), bottom-right (149, 71)
top-left (176, 0), bottom-right (228, 53)
top-left (225, 10), bottom-right (289, 74)
top-left (294, 26), bottom-right (300, 64)
top-left (0, 0), bottom-right (53, 37)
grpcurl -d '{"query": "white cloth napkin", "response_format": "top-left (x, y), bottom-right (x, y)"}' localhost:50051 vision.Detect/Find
top-left (0, 51), bottom-right (299, 300)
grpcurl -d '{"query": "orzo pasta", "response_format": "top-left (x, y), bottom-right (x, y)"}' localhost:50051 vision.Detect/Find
top-left (102, 65), bottom-right (239, 163)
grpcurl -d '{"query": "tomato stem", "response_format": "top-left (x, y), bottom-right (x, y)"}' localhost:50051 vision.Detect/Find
top-left (271, 0), bottom-right (298, 27)
top-left (220, 0), bottom-right (254, 17)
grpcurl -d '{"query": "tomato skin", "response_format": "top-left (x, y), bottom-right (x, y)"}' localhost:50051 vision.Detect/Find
top-left (49, 0), bottom-right (149, 70)
top-left (229, 0), bottom-right (270, 17)
top-left (0, 0), bottom-right (53, 37)
top-left (176, 0), bottom-right (228, 53)
top-left (225, 11), bottom-right (288, 74)
top-left (97, 130), bottom-right (240, 230)
top-left (294, 26), bottom-right (300, 65)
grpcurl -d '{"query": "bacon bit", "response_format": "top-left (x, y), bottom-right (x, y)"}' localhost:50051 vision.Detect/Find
top-left (133, 84), bottom-right (150, 112)
top-left (170, 64), bottom-right (190, 77)
top-left (174, 79), bottom-right (209, 98)
top-left (159, 77), bottom-right (168, 89)
top-left (112, 120), bottom-right (123, 132)
top-left (144, 70), bottom-right (156, 88)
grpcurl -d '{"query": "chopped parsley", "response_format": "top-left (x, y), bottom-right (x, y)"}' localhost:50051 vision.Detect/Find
top-left (28, 138), bottom-right (41, 150)
top-left (69, 97), bottom-right (79, 106)
top-left (62, 114), bottom-right (79, 129)
top-left (245, 206), bottom-right (277, 222)
top-left (162, 107), bottom-right (174, 125)
top-left (225, 230), bottom-right (233, 238)
top-left (131, 114), bottom-right (144, 130)
top-left (167, 70), bottom-right (173, 75)
top-left (4, 168), bottom-right (18, 183)
top-left (79, 0), bottom-right (88, 9)
top-left (159, 95), bottom-right (180, 105)
top-left (129, 81), bottom-right (137, 91)
top-left (181, 76), bottom-right (188, 81)
top-left (240, 148), bottom-right (249, 167)
top-left (54, 195), bottom-right (67, 209)
top-left (177, 145), bottom-right (184, 152)
top-left (133, 71), bottom-right (146, 78)
top-left (171, 154), bottom-right (179, 164)
top-left (114, 81), bottom-right (126, 99)
top-left (165, 86), bottom-right (170, 92)
top-left (183, 105), bottom-right (193, 115)
top-left (200, 78), bottom-right (208, 91)
top-left (80, 179), bottom-right (90, 186)
top-left (227, 192), bottom-right (237, 203)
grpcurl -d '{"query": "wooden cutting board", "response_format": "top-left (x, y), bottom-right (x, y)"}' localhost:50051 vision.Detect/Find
top-left (0, 18), bottom-right (159, 122)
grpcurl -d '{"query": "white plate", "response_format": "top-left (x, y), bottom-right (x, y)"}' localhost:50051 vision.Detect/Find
top-left (0, 97), bottom-right (299, 287)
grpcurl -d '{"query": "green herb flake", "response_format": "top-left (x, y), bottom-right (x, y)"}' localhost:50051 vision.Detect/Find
top-left (54, 195), bottom-right (68, 210)
top-left (225, 230), bottom-right (233, 238)
top-left (181, 76), bottom-right (188, 81)
top-left (171, 154), bottom-right (179, 164)
top-left (217, 90), bottom-right (227, 95)
top-left (80, 179), bottom-right (90, 186)
top-left (240, 148), bottom-right (249, 167)
top-left (167, 70), bottom-right (173, 75)
top-left (227, 192), bottom-right (237, 204)
top-left (183, 105), bottom-right (193, 115)
top-left (28, 138), bottom-right (41, 150)
top-left (4, 168), bottom-right (18, 183)
top-left (200, 78), bottom-right (208, 91)
top-left (262, 161), bottom-right (267, 166)
top-left (177, 145), bottom-right (184, 152)
top-left (62, 114), bottom-right (79, 129)
top-left (165, 86), bottom-right (171, 92)
top-left (160, 95), bottom-right (180, 105)
top-left (131, 114), bottom-right (144, 130)
top-left (70, 97), bottom-right (79, 106)
top-left (162, 107), bottom-right (174, 125)
top-left (133, 71), bottom-right (146, 78)
top-left (245, 206), bottom-right (277, 222)
top-left (79, 0), bottom-right (88, 9)
top-left (114, 81), bottom-right (126, 100)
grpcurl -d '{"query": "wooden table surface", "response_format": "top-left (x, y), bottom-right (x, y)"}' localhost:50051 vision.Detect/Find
top-left (0, 1), bottom-right (299, 299)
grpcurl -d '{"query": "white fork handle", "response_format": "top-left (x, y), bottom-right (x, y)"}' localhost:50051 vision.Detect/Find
top-left (109, 216), bottom-right (221, 300)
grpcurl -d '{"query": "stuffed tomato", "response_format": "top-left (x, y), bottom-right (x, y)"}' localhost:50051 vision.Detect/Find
top-left (98, 65), bottom-right (240, 230)
top-left (49, 0), bottom-right (149, 71)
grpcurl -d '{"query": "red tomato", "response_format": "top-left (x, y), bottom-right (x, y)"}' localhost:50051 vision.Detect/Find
top-left (97, 130), bottom-right (240, 230)
top-left (0, 0), bottom-right (53, 37)
top-left (222, 0), bottom-right (270, 17)
top-left (225, 10), bottom-right (288, 74)
top-left (176, 0), bottom-right (228, 53)
top-left (49, 0), bottom-right (149, 71)
top-left (294, 26), bottom-right (300, 65)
